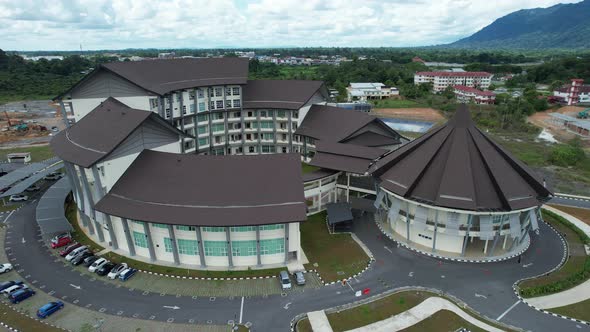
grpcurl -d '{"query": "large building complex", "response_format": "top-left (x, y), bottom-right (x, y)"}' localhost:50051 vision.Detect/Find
top-left (553, 79), bottom-right (590, 105)
top-left (453, 85), bottom-right (496, 105)
top-left (346, 83), bottom-right (399, 102)
top-left (52, 58), bottom-right (551, 269)
top-left (414, 71), bottom-right (493, 92)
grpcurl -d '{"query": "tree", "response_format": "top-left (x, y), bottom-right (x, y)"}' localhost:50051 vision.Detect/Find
top-left (441, 85), bottom-right (455, 100)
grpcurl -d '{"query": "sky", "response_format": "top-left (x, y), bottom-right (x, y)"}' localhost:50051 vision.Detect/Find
top-left (0, 0), bottom-right (581, 51)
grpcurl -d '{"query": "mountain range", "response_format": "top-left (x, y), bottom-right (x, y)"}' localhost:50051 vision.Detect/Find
top-left (448, 0), bottom-right (590, 49)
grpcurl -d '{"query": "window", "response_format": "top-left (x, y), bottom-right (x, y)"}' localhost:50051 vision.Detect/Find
top-left (261, 133), bottom-right (274, 141)
top-left (165, 108), bottom-right (171, 118)
top-left (233, 99), bottom-right (241, 108)
top-left (213, 112), bottom-right (224, 120)
top-left (282, 147), bottom-right (287, 153)
top-left (232, 240), bottom-right (257, 256)
top-left (214, 87), bottom-right (223, 97)
top-left (266, 110), bottom-right (274, 117)
top-left (232, 87), bottom-right (240, 95)
top-left (197, 114), bottom-right (208, 122)
top-left (189, 104), bottom-right (195, 113)
top-left (164, 237), bottom-right (174, 252)
top-left (189, 91), bottom-right (195, 100)
top-left (202, 227), bottom-right (225, 232)
top-left (259, 110), bottom-right (267, 118)
top-left (152, 223), bottom-right (168, 229)
top-left (198, 138), bottom-right (209, 146)
top-left (210, 101), bottom-right (216, 110)
top-left (261, 145), bottom-right (273, 153)
top-left (182, 105), bottom-right (187, 114)
top-left (176, 94), bottom-right (181, 102)
top-left (260, 238), bottom-right (284, 255)
top-left (198, 89), bottom-right (204, 98)
top-left (197, 126), bottom-right (208, 135)
top-left (226, 87), bottom-right (232, 96)
top-left (175, 225), bottom-right (196, 231)
top-left (212, 123), bottom-right (225, 133)
top-left (177, 239), bottom-right (198, 255)
top-left (204, 241), bottom-right (228, 256)
top-left (198, 102), bottom-right (206, 113)
top-left (133, 231), bottom-right (148, 248)
top-left (233, 111), bottom-right (241, 118)
top-left (216, 100), bottom-right (224, 109)
top-left (277, 110), bottom-right (286, 118)
top-left (231, 226), bottom-right (256, 232)
top-left (260, 224), bottom-right (285, 231)
top-left (260, 121), bottom-right (274, 129)
top-left (149, 98), bottom-right (158, 109)
top-left (247, 111), bottom-right (254, 117)
top-left (214, 135), bottom-right (224, 144)
top-left (248, 146), bottom-right (255, 153)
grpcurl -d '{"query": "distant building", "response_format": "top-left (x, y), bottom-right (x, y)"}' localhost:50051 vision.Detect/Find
top-left (548, 113), bottom-right (590, 137)
top-left (453, 85), bottom-right (495, 105)
top-left (553, 79), bottom-right (590, 105)
top-left (412, 56), bottom-right (425, 63)
top-left (414, 71), bottom-right (493, 92)
top-left (346, 83), bottom-right (399, 102)
top-left (158, 52), bottom-right (176, 59)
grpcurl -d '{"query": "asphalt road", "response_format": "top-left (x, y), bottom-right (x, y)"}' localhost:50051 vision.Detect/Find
top-left (4, 198), bottom-right (590, 331)
top-left (550, 195), bottom-right (590, 209)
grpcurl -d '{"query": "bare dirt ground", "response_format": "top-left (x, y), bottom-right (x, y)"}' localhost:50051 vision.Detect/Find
top-left (370, 107), bottom-right (445, 123)
top-left (528, 105), bottom-right (589, 145)
top-left (0, 100), bottom-right (64, 148)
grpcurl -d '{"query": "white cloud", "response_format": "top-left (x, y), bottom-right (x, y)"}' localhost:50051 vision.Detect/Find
top-left (0, 0), bottom-right (580, 50)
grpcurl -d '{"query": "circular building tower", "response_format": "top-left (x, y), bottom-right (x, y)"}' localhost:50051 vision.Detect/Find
top-left (369, 105), bottom-right (552, 261)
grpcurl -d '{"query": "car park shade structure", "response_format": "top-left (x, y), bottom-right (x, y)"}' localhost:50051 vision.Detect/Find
top-left (36, 177), bottom-right (73, 235)
top-left (0, 157), bottom-right (60, 190)
top-left (0, 163), bottom-right (63, 198)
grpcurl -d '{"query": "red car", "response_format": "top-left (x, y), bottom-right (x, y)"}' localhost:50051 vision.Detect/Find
top-left (59, 243), bottom-right (81, 257)
top-left (50, 233), bottom-right (72, 249)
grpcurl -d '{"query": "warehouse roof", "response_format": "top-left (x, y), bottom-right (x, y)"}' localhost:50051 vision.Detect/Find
top-left (242, 80), bottom-right (325, 110)
top-left (95, 150), bottom-right (307, 226)
top-left (50, 98), bottom-right (185, 168)
top-left (370, 104), bottom-right (552, 212)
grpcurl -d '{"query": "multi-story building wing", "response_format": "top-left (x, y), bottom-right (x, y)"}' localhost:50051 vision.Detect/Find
top-left (55, 58), bottom-right (328, 156)
top-left (453, 85), bottom-right (496, 105)
top-left (414, 71), bottom-right (493, 92)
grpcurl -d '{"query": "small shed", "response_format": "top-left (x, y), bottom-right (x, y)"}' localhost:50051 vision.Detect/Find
top-left (326, 202), bottom-right (354, 232)
top-left (7, 152), bottom-right (31, 163)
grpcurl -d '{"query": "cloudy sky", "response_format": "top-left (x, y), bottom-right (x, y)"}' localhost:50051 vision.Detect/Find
top-left (0, 0), bottom-right (580, 51)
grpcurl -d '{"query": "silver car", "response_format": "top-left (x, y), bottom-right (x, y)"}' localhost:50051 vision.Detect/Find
top-left (295, 271), bottom-right (306, 285)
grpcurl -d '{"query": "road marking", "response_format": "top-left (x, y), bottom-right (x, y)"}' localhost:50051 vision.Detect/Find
top-left (85, 304), bottom-right (92, 308)
top-left (475, 293), bottom-right (487, 299)
top-left (383, 246), bottom-right (393, 253)
top-left (239, 296), bottom-right (244, 324)
top-left (73, 299), bottom-right (79, 304)
top-left (167, 318), bottom-right (174, 323)
top-left (284, 302), bottom-right (292, 310)
top-left (522, 263), bottom-right (533, 268)
top-left (408, 271), bottom-right (414, 277)
top-left (21, 237), bottom-right (25, 244)
top-left (163, 305), bottom-right (180, 310)
top-left (2, 210), bottom-right (15, 223)
top-left (132, 313), bottom-right (139, 318)
top-left (99, 308), bottom-right (106, 313)
top-left (149, 315), bottom-right (156, 320)
top-left (142, 291), bottom-right (149, 296)
top-left (497, 300), bottom-right (520, 321)
top-left (188, 319), bottom-right (195, 324)
top-left (70, 284), bottom-right (81, 290)
top-left (117, 311), bottom-right (123, 316)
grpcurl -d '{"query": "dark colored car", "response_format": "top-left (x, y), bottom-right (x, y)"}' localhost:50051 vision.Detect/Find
top-left (0, 280), bottom-right (23, 292)
top-left (9, 288), bottom-right (35, 304)
top-left (83, 256), bottom-right (99, 267)
top-left (96, 262), bottom-right (116, 276)
top-left (59, 243), bottom-right (81, 257)
top-left (71, 252), bottom-right (93, 266)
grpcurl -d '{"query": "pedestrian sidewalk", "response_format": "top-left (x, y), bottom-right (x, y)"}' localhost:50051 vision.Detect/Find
top-left (525, 205), bottom-right (590, 309)
top-left (308, 310), bottom-right (333, 332)
top-left (344, 297), bottom-right (502, 332)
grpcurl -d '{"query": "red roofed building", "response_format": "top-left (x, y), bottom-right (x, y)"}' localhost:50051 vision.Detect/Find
top-left (453, 85), bottom-right (496, 105)
top-left (414, 71), bottom-right (493, 92)
top-left (412, 56), bottom-right (425, 63)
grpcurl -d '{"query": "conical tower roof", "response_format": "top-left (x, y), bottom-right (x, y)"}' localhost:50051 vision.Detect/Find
top-left (370, 104), bottom-right (552, 212)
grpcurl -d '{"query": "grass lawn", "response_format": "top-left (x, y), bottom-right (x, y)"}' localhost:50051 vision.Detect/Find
top-left (301, 212), bottom-right (369, 281)
top-left (0, 203), bottom-right (22, 212)
top-left (519, 210), bottom-right (589, 297)
top-left (301, 162), bottom-right (319, 174)
top-left (548, 205), bottom-right (590, 226)
top-left (0, 302), bottom-right (62, 332)
top-left (550, 298), bottom-right (590, 322)
top-left (0, 145), bottom-right (54, 163)
top-left (371, 99), bottom-right (424, 109)
top-left (400, 310), bottom-right (486, 332)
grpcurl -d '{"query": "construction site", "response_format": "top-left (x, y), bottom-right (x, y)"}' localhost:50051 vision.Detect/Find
top-left (0, 100), bottom-right (64, 148)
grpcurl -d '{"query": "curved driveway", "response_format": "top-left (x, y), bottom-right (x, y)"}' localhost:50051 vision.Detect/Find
top-left (5, 199), bottom-right (590, 331)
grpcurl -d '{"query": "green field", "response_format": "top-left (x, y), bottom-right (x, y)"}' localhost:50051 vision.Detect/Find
top-left (371, 99), bottom-right (424, 109)
top-left (301, 162), bottom-right (319, 174)
top-left (550, 298), bottom-right (590, 322)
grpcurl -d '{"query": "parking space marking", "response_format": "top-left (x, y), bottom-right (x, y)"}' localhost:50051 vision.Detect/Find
top-left (239, 296), bottom-right (244, 323)
top-left (99, 308), bottom-right (106, 313)
top-left (176, 294), bottom-right (181, 298)
top-left (39, 285), bottom-right (45, 289)
top-left (132, 313), bottom-right (139, 318)
top-left (117, 311), bottom-right (124, 316)
top-left (192, 296), bottom-right (198, 300)
top-left (188, 319), bottom-right (195, 324)
top-left (142, 291), bottom-right (149, 296)
top-left (73, 299), bottom-right (79, 304)
top-left (48, 290), bottom-right (55, 296)
top-left (167, 318), bottom-right (174, 323)
top-left (210, 297), bottom-right (216, 301)
top-left (497, 300), bottom-right (520, 321)
top-left (85, 304), bottom-right (92, 308)
top-left (149, 315), bottom-right (156, 320)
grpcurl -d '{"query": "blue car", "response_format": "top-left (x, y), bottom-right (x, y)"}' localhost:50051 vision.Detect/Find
top-left (37, 301), bottom-right (64, 318)
top-left (118, 268), bottom-right (137, 281)
top-left (9, 288), bottom-right (35, 304)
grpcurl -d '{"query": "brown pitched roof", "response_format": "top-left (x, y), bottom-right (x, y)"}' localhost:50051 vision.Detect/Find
top-left (94, 151), bottom-right (307, 226)
top-left (242, 80), bottom-right (325, 110)
top-left (50, 98), bottom-right (185, 168)
top-left (309, 142), bottom-right (386, 174)
top-left (370, 104), bottom-right (552, 212)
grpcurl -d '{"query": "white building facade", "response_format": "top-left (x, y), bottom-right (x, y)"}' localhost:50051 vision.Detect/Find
top-left (414, 71), bottom-right (493, 92)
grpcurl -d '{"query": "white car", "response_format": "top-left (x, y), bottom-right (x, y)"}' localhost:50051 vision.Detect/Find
top-left (9, 194), bottom-right (28, 202)
top-left (2, 284), bottom-right (27, 297)
top-left (65, 246), bottom-right (88, 261)
top-left (88, 258), bottom-right (108, 273)
top-left (0, 263), bottom-right (12, 274)
top-left (25, 185), bottom-right (40, 192)
top-left (107, 263), bottom-right (128, 280)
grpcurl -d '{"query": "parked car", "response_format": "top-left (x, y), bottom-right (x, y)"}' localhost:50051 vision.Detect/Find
top-left (2, 284), bottom-right (28, 297)
top-left (65, 246), bottom-right (88, 261)
top-left (0, 280), bottom-right (23, 292)
top-left (88, 258), bottom-right (108, 273)
top-left (0, 186), bottom-right (11, 194)
top-left (294, 271), bottom-right (306, 286)
top-left (9, 288), bottom-right (35, 304)
top-left (51, 233), bottom-right (72, 249)
top-left (83, 255), bottom-right (99, 267)
top-left (25, 185), bottom-right (40, 192)
top-left (59, 243), bottom-right (81, 257)
top-left (96, 262), bottom-right (116, 276)
top-left (0, 263), bottom-right (12, 274)
top-left (119, 268), bottom-right (137, 281)
top-left (51, 126), bottom-right (59, 132)
top-left (9, 194), bottom-right (28, 202)
top-left (107, 263), bottom-right (128, 280)
top-left (44, 172), bottom-right (63, 181)
top-left (71, 252), bottom-right (93, 266)
top-left (279, 271), bottom-right (292, 290)
top-left (37, 301), bottom-right (64, 318)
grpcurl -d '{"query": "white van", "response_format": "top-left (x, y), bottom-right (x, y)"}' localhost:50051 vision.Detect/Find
top-left (65, 246), bottom-right (88, 261)
top-left (279, 271), bottom-right (291, 290)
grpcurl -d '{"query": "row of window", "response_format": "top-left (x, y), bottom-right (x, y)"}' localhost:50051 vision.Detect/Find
top-left (144, 235), bottom-right (285, 257)
top-left (132, 222), bottom-right (284, 232)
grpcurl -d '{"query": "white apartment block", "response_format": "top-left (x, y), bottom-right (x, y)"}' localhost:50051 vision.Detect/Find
top-left (414, 71), bottom-right (493, 92)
